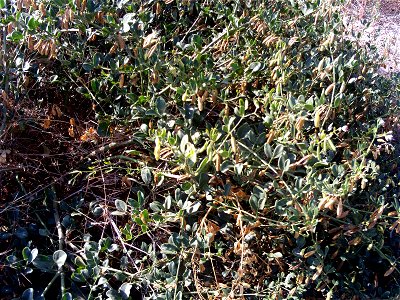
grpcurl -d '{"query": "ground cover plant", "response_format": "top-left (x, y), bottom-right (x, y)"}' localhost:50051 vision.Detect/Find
top-left (1, 0), bottom-right (400, 299)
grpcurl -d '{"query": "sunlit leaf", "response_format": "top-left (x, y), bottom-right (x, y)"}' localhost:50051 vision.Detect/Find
top-left (53, 250), bottom-right (67, 268)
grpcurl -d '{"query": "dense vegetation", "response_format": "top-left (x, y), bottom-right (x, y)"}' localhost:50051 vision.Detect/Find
top-left (1, 0), bottom-right (400, 299)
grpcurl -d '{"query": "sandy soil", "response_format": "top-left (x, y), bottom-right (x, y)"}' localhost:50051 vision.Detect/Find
top-left (343, 0), bottom-right (400, 74)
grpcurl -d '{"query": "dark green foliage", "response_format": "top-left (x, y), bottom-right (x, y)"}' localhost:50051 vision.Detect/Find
top-left (1, 0), bottom-right (400, 299)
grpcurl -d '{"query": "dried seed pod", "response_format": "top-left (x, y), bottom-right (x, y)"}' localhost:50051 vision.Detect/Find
top-left (69, 7), bottom-right (74, 22)
top-left (117, 33), bottom-right (125, 49)
top-left (95, 11), bottom-right (104, 24)
top-left (30, 0), bottom-right (37, 9)
top-left (7, 23), bottom-right (14, 34)
top-left (80, 0), bottom-right (87, 11)
top-left (109, 42), bottom-right (118, 54)
top-left (119, 74), bottom-right (125, 88)
top-left (202, 90), bottom-right (209, 100)
top-left (87, 33), bottom-right (97, 42)
top-left (43, 117), bottom-right (51, 129)
top-left (68, 125), bottom-right (75, 137)
top-left (197, 96), bottom-right (204, 111)
top-left (325, 64), bottom-right (333, 73)
top-left (324, 197), bottom-right (336, 210)
top-left (317, 59), bottom-right (324, 72)
top-left (23, 75), bottom-right (30, 87)
top-left (34, 39), bottom-right (44, 51)
top-left (336, 198), bottom-right (343, 218)
top-left (61, 19), bottom-right (69, 30)
top-left (39, 2), bottom-right (46, 15)
top-left (348, 236), bottom-right (362, 246)
top-left (240, 81), bottom-right (247, 94)
top-left (295, 117), bottom-right (305, 131)
top-left (224, 104), bottom-right (229, 117)
top-left (27, 35), bottom-right (34, 51)
top-left (49, 39), bottom-right (57, 59)
top-left (42, 41), bottom-right (50, 56)
top-left (361, 179), bottom-right (367, 190)
top-left (339, 82), bottom-right (346, 93)
top-left (314, 109), bottom-right (321, 128)
top-left (154, 137), bottom-right (161, 161)
top-left (182, 92), bottom-right (188, 102)
top-left (230, 135), bottom-right (236, 153)
top-left (318, 197), bottom-right (327, 211)
top-left (211, 89), bottom-right (218, 103)
top-left (155, 2), bottom-right (161, 14)
top-left (75, 0), bottom-right (81, 9)
top-left (384, 266), bottom-right (395, 277)
top-left (362, 65), bottom-right (367, 74)
top-left (145, 43), bottom-right (157, 59)
top-left (150, 71), bottom-right (159, 84)
top-left (22, 0), bottom-right (30, 7)
top-left (51, 104), bottom-right (62, 117)
top-left (303, 250), bottom-right (316, 258)
top-left (215, 153), bottom-right (221, 172)
top-left (2, 90), bottom-right (7, 99)
top-left (16, 0), bottom-right (22, 10)
top-left (312, 265), bottom-right (323, 281)
top-left (266, 130), bottom-right (275, 144)
top-left (297, 273), bottom-right (304, 284)
top-left (325, 83), bottom-right (335, 95)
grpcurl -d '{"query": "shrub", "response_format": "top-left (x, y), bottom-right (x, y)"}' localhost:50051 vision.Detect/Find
top-left (1, 0), bottom-right (399, 299)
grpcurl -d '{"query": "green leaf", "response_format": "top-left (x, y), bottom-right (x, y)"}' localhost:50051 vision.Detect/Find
top-left (0, 0), bottom-right (5, 9)
top-left (21, 288), bottom-right (33, 300)
top-left (141, 167), bottom-right (152, 185)
top-left (149, 201), bottom-right (163, 212)
top-left (74, 256), bottom-right (86, 267)
top-left (264, 144), bottom-right (273, 158)
top-left (119, 282), bottom-right (132, 300)
top-left (32, 255), bottom-right (54, 272)
top-left (164, 195), bottom-right (173, 209)
top-left (71, 271), bottom-right (86, 282)
top-left (62, 293), bottom-right (73, 300)
top-left (27, 17), bottom-right (38, 31)
top-left (82, 63), bottom-right (93, 72)
top-left (186, 201), bottom-right (201, 214)
top-left (278, 156), bottom-right (285, 170)
top-left (220, 160), bottom-right (233, 173)
top-left (180, 134), bottom-right (189, 153)
top-left (15, 227), bottom-right (28, 239)
top-left (275, 199), bottom-right (288, 216)
top-left (30, 248), bottom-right (38, 263)
top-left (248, 61), bottom-right (262, 73)
top-left (161, 243), bottom-right (179, 255)
top-left (91, 79), bottom-right (100, 93)
top-left (106, 289), bottom-right (120, 300)
top-left (156, 97), bottom-right (166, 114)
top-left (22, 247), bottom-right (38, 263)
top-left (53, 250), bottom-right (67, 268)
top-left (269, 252), bottom-right (283, 258)
top-left (273, 144), bottom-right (284, 159)
top-left (93, 53), bottom-right (102, 67)
top-left (22, 247), bottom-right (31, 261)
top-left (97, 120), bottom-right (110, 137)
top-left (115, 199), bottom-right (127, 212)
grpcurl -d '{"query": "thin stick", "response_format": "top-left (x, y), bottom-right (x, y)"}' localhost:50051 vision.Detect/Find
top-left (52, 187), bottom-right (66, 296)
